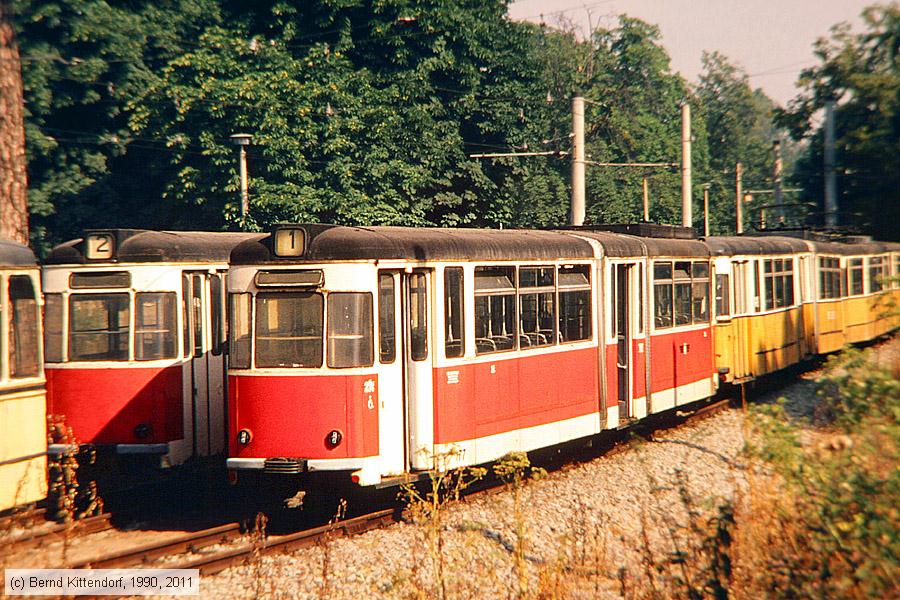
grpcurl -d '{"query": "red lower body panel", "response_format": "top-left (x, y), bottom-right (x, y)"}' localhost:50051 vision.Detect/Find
top-left (229, 374), bottom-right (379, 459)
top-left (46, 365), bottom-right (183, 445)
top-left (432, 346), bottom-right (599, 445)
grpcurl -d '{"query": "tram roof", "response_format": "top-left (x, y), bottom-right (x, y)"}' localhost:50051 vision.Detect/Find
top-left (46, 230), bottom-right (265, 265)
top-left (0, 238), bottom-right (37, 268)
top-left (562, 230), bottom-right (710, 258)
top-left (802, 239), bottom-right (895, 256)
top-left (704, 236), bottom-right (810, 256)
top-left (230, 224), bottom-right (598, 264)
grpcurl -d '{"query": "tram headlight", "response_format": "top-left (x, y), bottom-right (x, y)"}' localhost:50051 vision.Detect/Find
top-left (237, 429), bottom-right (252, 446)
top-left (134, 423), bottom-right (152, 440)
top-left (325, 429), bottom-right (343, 449)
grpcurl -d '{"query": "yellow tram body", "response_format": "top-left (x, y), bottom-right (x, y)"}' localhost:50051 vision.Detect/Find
top-left (0, 385), bottom-right (46, 511)
top-left (0, 241), bottom-right (46, 512)
top-left (709, 238), bottom-right (809, 384)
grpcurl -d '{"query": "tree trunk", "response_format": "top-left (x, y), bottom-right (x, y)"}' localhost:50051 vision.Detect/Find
top-left (0, 0), bottom-right (29, 244)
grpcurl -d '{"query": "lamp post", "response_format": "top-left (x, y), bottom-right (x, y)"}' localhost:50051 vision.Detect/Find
top-left (230, 133), bottom-right (252, 229)
top-left (702, 183), bottom-right (711, 237)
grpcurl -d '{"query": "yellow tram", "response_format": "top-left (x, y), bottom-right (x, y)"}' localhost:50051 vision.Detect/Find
top-left (0, 239), bottom-right (46, 512)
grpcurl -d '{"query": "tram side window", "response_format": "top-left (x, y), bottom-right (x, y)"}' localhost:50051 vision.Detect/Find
top-left (653, 262), bottom-right (673, 329)
top-left (255, 292), bottom-right (323, 368)
top-left (558, 265), bottom-right (591, 342)
top-left (69, 294), bottom-right (129, 361)
top-left (135, 292), bottom-right (177, 361)
top-left (654, 261), bottom-right (709, 328)
top-left (409, 273), bottom-right (428, 361)
top-left (894, 256), bottom-right (900, 289)
top-left (519, 266), bottom-right (555, 348)
top-left (9, 275), bottom-right (40, 377)
top-left (763, 258), bottom-right (795, 309)
top-left (848, 258), bottom-right (864, 295)
top-left (327, 293), bottom-right (373, 368)
top-left (181, 275), bottom-right (190, 358)
top-left (191, 275), bottom-right (203, 357)
top-left (474, 266), bottom-right (516, 354)
top-left (444, 268), bottom-right (464, 358)
top-left (869, 257), bottom-right (885, 292)
top-left (378, 273), bottom-right (396, 363)
top-left (692, 262), bottom-right (710, 323)
top-left (44, 293), bottom-right (63, 363)
top-left (210, 274), bottom-right (225, 356)
top-left (715, 274), bottom-right (730, 317)
top-left (229, 293), bottom-right (251, 369)
top-left (818, 257), bottom-right (843, 299)
top-left (673, 262), bottom-right (692, 325)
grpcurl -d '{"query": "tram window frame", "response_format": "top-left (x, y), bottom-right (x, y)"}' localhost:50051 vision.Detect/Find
top-left (674, 262), bottom-right (692, 326)
top-left (8, 275), bottom-right (40, 378)
top-left (894, 255), bottom-right (900, 289)
top-left (378, 273), bottom-right (396, 364)
top-left (518, 265), bottom-right (556, 349)
top-left (444, 267), bottom-right (464, 358)
top-left (68, 293), bottom-right (130, 362)
top-left (653, 262), bottom-right (674, 329)
top-left (715, 274), bottom-right (730, 317)
top-left (228, 293), bottom-right (251, 369)
top-left (254, 291), bottom-right (324, 369)
top-left (763, 258), bottom-right (795, 310)
top-left (191, 275), bottom-right (204, 357)
top-left (327, 292), bottom-right (374, 368)
top-left (848, 258), bottom-right (864, 296)
top-left (558, 264), bottom-right (592, 343)
top-left (868, 256), bottom-right (885, 293)
top-left (653, 260), bottom-right (710, 328)
top-left (474, 266), bottom-right (517, 355)
top-left (691, 262), bottom-right (710, 323)
top-left (818, 257), bottom-right (843, 300)
top-left (409, 272), bottom-right (428, 361)
top-left (747, 259), bottom-right (762, 314)
top-left (43, 293), bottom-right (63, 363)
top-left (210, 274), bottom-right (225, 356)
top-left (134, 292), bottom-right (178, 361)
top-left (733, 262), bottom-right (747, 315)
top-left (181, 275), bottom-right (191, 358)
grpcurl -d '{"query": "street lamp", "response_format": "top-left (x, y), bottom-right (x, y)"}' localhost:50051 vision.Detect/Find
top-left (230, 133), bottom-right (252, 229)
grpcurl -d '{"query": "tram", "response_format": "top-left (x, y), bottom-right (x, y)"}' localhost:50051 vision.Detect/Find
top-left (43, 229), bottom-right (262, 468)
top-left (0, 238), bottom-right (46, 512)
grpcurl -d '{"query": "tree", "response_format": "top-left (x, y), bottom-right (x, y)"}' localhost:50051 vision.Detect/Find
top-left (577, 16), bottom-right (699, 226)
top-left (777, 4), bottom-right (900, 240)
top-left (13, 0), bottom-right (220, 250)
top-left (0, 0), bottom-right (29, 243)
top-left (696, 51), bottom-right (788, 234)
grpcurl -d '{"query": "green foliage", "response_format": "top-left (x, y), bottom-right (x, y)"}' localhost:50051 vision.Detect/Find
top-left (746, 344), bottom-right (900, 598)
top-left (14, 1), bottom-right (792, 247)
top-left (696, 51), bottom-right (799, 234)
top-left (777, 4), bottom-right (900, 240)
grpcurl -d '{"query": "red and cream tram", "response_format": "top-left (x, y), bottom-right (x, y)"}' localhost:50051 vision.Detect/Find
top-left (225, 224), bottom-right (719, 493)
top-left (43, 229), bottom-right (261, 467)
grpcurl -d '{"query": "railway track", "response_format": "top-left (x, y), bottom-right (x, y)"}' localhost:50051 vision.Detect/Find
top-left (3, 512), bottom-right (113, 554)
top-left (69, 523), bottom-right (244, 569)
top-left (0, 506), bottom-right (46, 532)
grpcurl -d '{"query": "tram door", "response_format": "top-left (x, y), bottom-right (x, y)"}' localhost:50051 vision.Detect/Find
top-left (181, 272), bottom-right (225, 458)
top-left (403, 270), bottom-right (434, 471)
top-left (376, 270), bottom-right (406, 477)
top-left (614, 264), bottom-right (634, 418)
